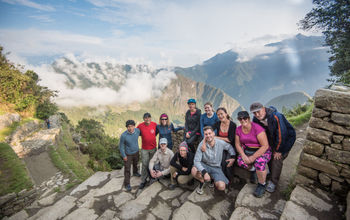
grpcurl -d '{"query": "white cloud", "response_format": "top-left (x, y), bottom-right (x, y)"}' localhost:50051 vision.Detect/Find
top-left (28, 15), bottom-right (54, 23)
top-left (2, 0), bottom-right (55, 11)
top-left (25, 56), bottom-right (177, 107)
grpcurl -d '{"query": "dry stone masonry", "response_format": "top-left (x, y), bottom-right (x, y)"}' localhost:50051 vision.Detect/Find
top-left (296, 87), bottom-right (350, 196)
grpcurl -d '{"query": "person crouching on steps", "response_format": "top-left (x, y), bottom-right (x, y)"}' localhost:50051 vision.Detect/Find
top-left (119, 120), bottom-right (141, 192)
top-left (192, 126), bottom-right (235, 195)
top-left (148, 138), bottom-right (174, 184)
top-left (169, 141), bottom-right (194, 190)
top-left (235, 111), bottom-right (271, 198)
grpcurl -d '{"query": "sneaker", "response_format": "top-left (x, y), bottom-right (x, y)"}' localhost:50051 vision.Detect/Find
top-left (169, 184), bottom-right (177, 190)
top-left (139, 182), bottom-right (146, 189)
top-left (266, 180), bottom-right (276, 193)
top-left (250, 171), bottom-right (257, 184)
top-left (196, 182), bottom-right (205, 195)
top-left (125, 184), bottom-right (131, 192)
top-left (254, 183), bottom-right (266, 198)
top-left (208, 180), bottom-right (214, 188)
top-left (133, 172), bottom-right (141, 177)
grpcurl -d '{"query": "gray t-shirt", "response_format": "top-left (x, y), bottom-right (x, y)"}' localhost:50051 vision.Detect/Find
top-left (194, 138), bottom-right (235, 172)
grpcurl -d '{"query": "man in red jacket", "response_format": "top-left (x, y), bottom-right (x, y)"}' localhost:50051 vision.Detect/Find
top-left (137, 112), bottom-right (158, 189)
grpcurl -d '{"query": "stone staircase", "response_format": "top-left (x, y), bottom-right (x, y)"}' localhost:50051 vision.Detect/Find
top-left (6, 169), bottom-right (243, 220)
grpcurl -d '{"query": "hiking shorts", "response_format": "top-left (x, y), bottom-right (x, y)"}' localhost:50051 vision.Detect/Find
top-left (237, 148), bottom-right (272, 171)
top-left (200, 163), bottom-right (229, 184)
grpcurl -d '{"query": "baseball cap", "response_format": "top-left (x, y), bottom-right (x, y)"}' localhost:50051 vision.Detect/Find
top-left (159, 138), bottom-right (168, 145)
top-left (250, 102), bottom-right (264, 113)
top-left (187, 98), bottom-right (196, 104)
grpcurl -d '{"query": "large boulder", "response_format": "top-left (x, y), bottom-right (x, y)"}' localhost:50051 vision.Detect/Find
top-left (0, 113), bottom-right (21, 130)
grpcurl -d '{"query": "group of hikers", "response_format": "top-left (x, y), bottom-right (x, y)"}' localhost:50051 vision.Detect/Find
top-left (119, 99), bottom-right (296, 198)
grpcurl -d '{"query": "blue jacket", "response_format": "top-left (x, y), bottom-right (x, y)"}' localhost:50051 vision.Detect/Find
top-left (253, 106), bottom-right (296, 155)
top-left (156, 123), bottom-right (183, 150)
top-left (200, 112), bottom-right (219, 137)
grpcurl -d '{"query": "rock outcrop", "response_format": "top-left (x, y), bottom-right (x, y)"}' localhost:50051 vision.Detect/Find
top-left (280, 185), bottom-right (343, 220)
top-left (0, 113), bottom-right (20, 130)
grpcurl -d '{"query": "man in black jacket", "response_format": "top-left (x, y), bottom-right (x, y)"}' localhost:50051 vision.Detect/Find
top-left (250, 102), bottom-right (296, 193)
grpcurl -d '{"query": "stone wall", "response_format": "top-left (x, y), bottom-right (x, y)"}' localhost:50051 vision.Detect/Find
top-left (0, 188), bottom-right (37, 217)
top-left (296, 87), bottom-right (350, 196)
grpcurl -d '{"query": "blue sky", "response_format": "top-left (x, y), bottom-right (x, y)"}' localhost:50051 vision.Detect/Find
top-left (0, 0), bottom-right (317, 67)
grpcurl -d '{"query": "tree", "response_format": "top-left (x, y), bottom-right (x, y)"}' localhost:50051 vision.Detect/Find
top-left (299, 0), bottom-right (350, 85)
top-left (35, 100), bottom-right (58, 120)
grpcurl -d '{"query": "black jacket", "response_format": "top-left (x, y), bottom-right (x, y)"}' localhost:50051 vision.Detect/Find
top-left (170, 151), bottom-right (194, 175)
top-left (184, 108), bottom-right (201, 138)
top-left (212, 120), bottom-right (237, 145)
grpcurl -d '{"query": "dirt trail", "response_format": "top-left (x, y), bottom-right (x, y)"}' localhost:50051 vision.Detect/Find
top-left (24, 151), bottom-right (59, 185)
top-left (279, 122), bottom-right (308, 191)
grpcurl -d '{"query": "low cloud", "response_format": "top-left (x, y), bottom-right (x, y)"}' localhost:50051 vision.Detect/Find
top-left (28, 55), bottom-right (177, 107)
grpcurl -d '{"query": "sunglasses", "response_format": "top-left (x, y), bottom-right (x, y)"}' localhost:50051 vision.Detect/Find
top-left (161, 118), bottom-right (168, 120)
top-left (238, 117), bottom-right (249, 121)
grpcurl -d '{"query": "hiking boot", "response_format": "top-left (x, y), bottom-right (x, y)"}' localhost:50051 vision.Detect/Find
top-left (196, 182), bottom-right (205, 195)
top-left (125, 184), bottom-right (131, 192)
top-left (254, 183), bottom-right (266, 198)
top-left (266, 180), bottom-right (276, 193)
top-left (169, 184), bottom-right (177, 190)
top-left (139, 181), bottom-right (146, 189)
top-left (250, 171), bottom-right (257, 184)
top-left (133, 172), bottom-right (141, 177)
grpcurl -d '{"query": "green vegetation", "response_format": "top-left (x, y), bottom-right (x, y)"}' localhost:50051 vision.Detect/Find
top-left (300, 0), bottom-right (350, 85)
top-left (0, 46), bottom-right (57, 117)
top-left (48, 121), bottom-right (93, 183)
top-left (0, 143), bottom-right (33, 196)
top-left (76, 119), bottom-right (123, 170)
top-left (282, 177), bottom-right (296, 200)
top-left (284, 102), bottom-right (313, 127)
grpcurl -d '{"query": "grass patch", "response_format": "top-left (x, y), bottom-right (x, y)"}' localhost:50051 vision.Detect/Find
top-left (287, 104), bottom-right (313, 127)
top-left (281, 177), bottom-right (296, 200)
top-left (0, 143), bottom-right (33, 196)
top-left (49, 121), bottom-right (93, 183)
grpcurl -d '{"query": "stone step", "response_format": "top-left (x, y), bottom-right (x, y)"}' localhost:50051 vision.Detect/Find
top-left (229, 183), bottom-right (286, 219)
top-left (280, 185), bottom-right (344, 220)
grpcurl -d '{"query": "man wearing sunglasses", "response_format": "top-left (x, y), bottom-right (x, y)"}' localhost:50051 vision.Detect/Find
top-left (250, 102), bottom-right (296, 193)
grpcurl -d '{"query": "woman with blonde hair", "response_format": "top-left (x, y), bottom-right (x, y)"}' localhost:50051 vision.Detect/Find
top-left (200, 102), bottom-right (219, 138)
top-left (156, 113), bottom-right (183, 150)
